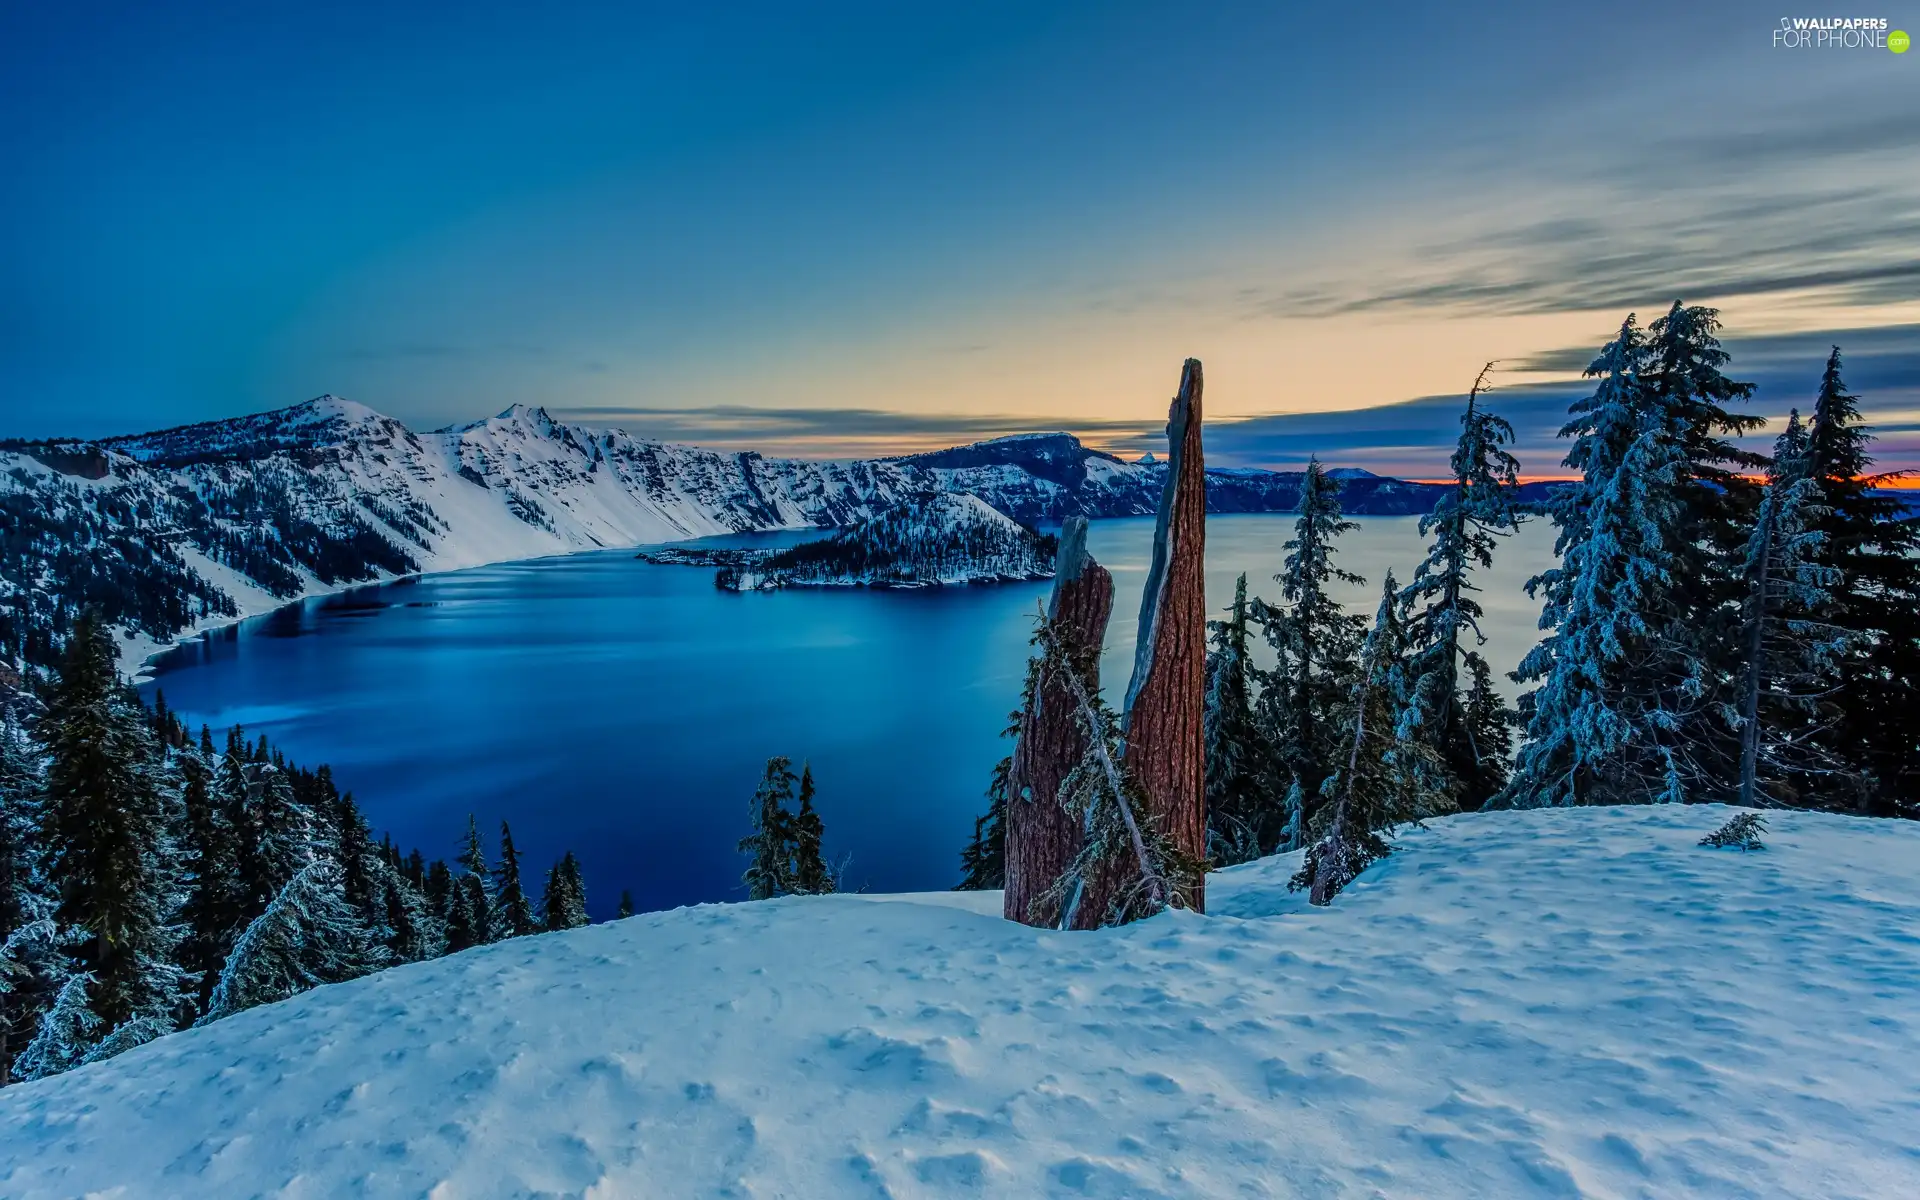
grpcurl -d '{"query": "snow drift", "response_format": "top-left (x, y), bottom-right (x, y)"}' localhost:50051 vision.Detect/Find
top-left (2, 806), bottom-right (1916, 1198)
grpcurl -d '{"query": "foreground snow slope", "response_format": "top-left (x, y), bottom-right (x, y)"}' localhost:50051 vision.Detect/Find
top-left (4, 806), bottom-right (1917, 1199)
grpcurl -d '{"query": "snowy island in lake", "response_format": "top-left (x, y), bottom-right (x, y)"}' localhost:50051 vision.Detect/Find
top-left (639, 493), bottom-right (1059, 590)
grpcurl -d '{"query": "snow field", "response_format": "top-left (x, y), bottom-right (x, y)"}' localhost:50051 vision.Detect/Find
top-left (2, 805), bottom-right (1916, 1198)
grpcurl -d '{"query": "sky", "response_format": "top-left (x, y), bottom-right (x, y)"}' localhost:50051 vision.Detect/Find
top-left (4, 2), bottom-right (1917, 476)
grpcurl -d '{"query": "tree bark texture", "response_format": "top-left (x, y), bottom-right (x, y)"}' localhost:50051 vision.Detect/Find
top-left (1116, 358), bottom-right (1209, 913)
top-left (1003, 517), bottom-right (1113, 926)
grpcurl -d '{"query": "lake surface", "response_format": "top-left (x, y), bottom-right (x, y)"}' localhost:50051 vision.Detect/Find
top-left (142, 514), bottom-right (1558, 916)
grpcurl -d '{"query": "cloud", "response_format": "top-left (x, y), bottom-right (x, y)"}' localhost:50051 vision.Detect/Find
top-left (1608, 111), bottom-right (1915, 184)
top-left (1203, 324), bottom-right (1920, 478)
top-left (1503, 345), bottom-right (1601, 375)
top-left (1248, 223), bottom-right (1920, 322)
top-left (1242, 98), bottom-right (1920, 323)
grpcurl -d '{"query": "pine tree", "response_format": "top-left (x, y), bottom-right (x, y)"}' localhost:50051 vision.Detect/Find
top-left (1256, 458), bottom-right (1365, 846)
top-left (454, 815), bottom-right (491, 946)
top-left (1203, 574), bottom-right (1279, 862)
top-left (541, 852), bottom-right (590, 931)
top-left (199, 858), bottom-right (376, 1023)
top-left (489, 822), bottom-right (538, 940)
top-left (250, 767), bottom-right (314, 902)
top-left (540, 863), bottom-right (567, 931)
top-left (37, 612), bottom-right (188, 1034)
top-left (1642, 301), bottom-right (1766, 532)
top-left (790, 764), bottom-right (833, 895)
top-left (1502, 316), bottom-right (1706, 807)
top-left (149, 690), bottom-right (171, 745)
top-left (443, 877), bottom-right (481, 953)
top-left (1400, 365), bottom-right (1522, 809)
top-left (423, 859), bottom-right (454, 923)
top-left (1, 917), bottom-right (82, 1086)
top-left (1459, 654), bottom-right (1514, 803)
top-left (738, 757), bottom-right (799, 901)
top-left (12, 971), bottom-right (101, 1082)
top-left (615, 890), bottom-right (635, 919)
top-left (1636, 301), bottom-right (1766, 786)
top-left (403, 848), bottom-right (427, 891)
top-left (1731, 412), bottom-right (1853, 807)
top-left (177, 728), bottom-right (247, 1015)
top-left (955, 757), bottom-right (1008, 891)
top-left (379, 864), bottom-right (439, 962)
top-left (222, 742), bottom-right (315, 919)
top-left (1801, 347), bottom-right (1920, 815)
top-left (325, 791), bottom-right (397, 968)
top-left (1293, 575), bottom-right (1448, 905)
top-left (558, 852), bottom-right (589, 927)
top-left (0, 714), bottom-right (66, 1084)
top-left (1700, 811), bottom-right (1767, 850)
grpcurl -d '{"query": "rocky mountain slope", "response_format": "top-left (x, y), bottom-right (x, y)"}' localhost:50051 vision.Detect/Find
top-left (3, 806), bottom-right (1914, 1198)
top-left (0, 396), bottom-right (1458, 673)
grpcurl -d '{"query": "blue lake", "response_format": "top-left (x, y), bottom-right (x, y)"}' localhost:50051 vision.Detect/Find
top-left (141, 514), bottom-right (1557, 916)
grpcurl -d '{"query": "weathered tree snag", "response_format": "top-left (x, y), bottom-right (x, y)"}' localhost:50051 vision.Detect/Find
top-left (1002, 517), bottom-right (1113, 926)
top-left (1117, 358), bottom-right (1209, 913)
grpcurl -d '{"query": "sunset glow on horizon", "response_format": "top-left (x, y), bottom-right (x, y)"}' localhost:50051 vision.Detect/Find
top-left (5, 3), bottom-right (1915, 475)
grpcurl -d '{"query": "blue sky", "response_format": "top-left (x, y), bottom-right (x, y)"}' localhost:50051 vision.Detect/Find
top-left (4, 2), bottom-right (1916, 475)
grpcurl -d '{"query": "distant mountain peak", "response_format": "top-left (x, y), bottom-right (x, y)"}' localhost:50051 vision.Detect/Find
top-left (444, 403), bottom-right (561, 438)
top-left (286, 394), bottom-right (388, 426)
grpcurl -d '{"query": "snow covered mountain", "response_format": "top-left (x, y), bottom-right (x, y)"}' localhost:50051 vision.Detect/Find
top-left (2, 805), bottom-right (1914, 1198)
top-left (0, 396), bottom-right (1453, 673)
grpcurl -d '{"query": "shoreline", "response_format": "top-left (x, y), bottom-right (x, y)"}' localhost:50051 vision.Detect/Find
top-left (128, 525), bottom-right (831, 683)
top-left (129, 510), bottom-right (1432, 683)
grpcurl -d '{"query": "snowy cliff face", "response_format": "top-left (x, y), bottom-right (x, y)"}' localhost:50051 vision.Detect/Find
top-left (0, 398), bottom-right (1452, 672)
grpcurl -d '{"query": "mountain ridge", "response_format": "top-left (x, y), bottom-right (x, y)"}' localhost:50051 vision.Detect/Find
top-left (1, 396), bottom-right (1467, 674)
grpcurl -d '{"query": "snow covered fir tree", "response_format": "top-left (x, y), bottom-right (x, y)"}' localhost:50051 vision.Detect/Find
top-left (968, 321), bottom-right (1919, 917)
top-left (1498, 311), bottom-right (1919, 815)
top-left (737, 757), bottom-right (837, 900)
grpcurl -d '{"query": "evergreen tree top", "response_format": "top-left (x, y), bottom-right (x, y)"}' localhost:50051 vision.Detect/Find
top-left (1280, 458), bottom-right (1364, 603)
top-left (1642, 301), bottom-right (1765, 476)
top-left (1808, 346), bottom-right (1872, 479)
top-left (458, 815), bottom-right (488, 878)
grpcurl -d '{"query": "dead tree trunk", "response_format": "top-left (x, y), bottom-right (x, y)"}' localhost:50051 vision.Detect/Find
top-left (1086, 358), bottom-right (1209, 919)
top-left (1003, 517), bottom-right (1113, 926)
